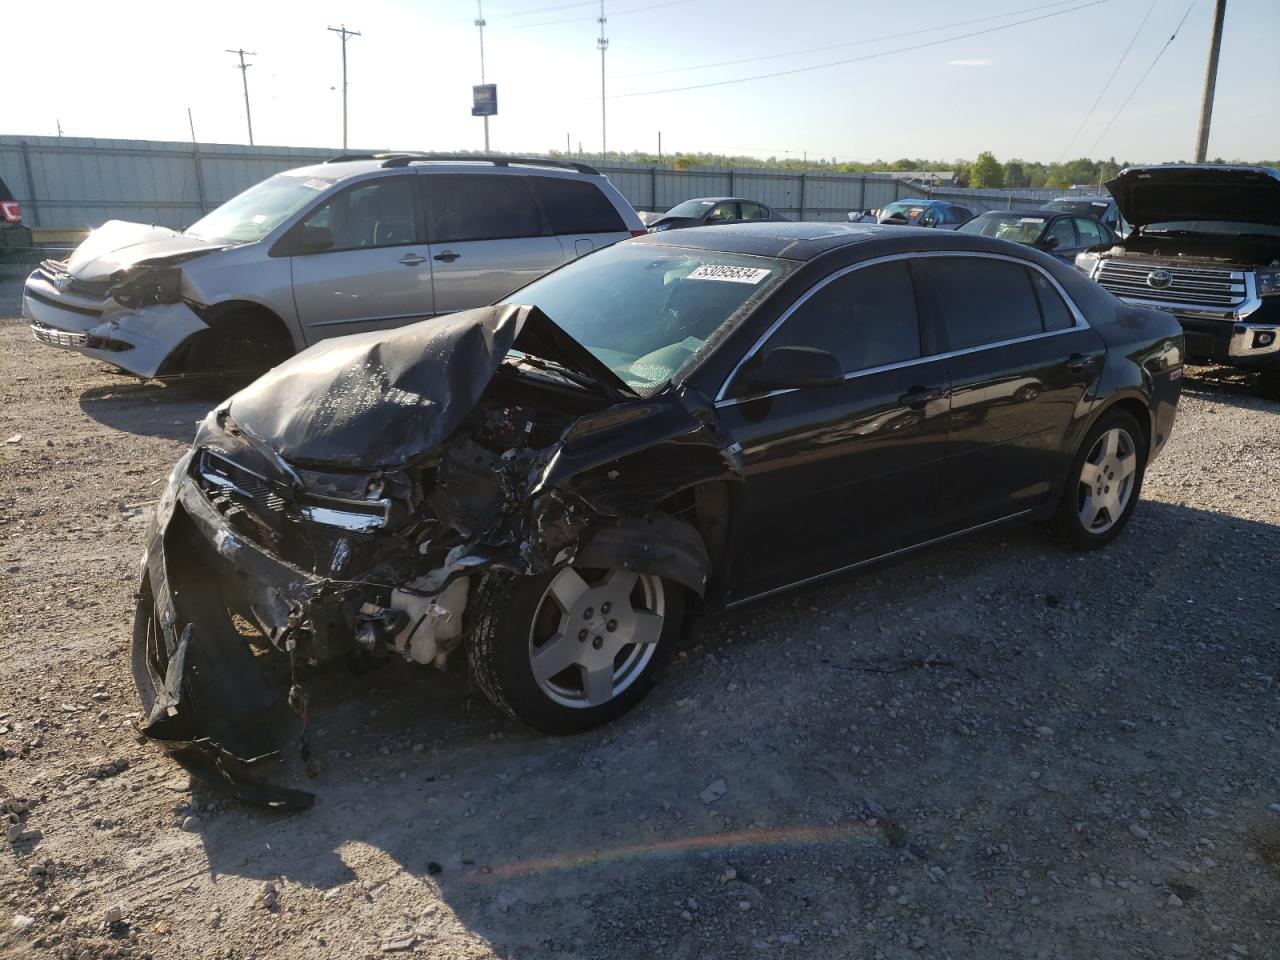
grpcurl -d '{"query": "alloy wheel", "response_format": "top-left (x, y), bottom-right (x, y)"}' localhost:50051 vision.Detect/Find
top-left (1076, 427), bottom-right (1137, 534)
top-left (527, 567), bottom-right (666, 709)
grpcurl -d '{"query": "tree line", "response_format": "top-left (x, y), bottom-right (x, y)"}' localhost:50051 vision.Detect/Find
top-left (546, 148), bottom-right (1278, 189)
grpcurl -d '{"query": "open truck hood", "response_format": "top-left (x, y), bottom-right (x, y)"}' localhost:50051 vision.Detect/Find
top-left (226, 304), bottom-right (636, 470)
top-left (1106, 165), bottom-right (1280, 229)
top-left (66, 219), bottom-right (224, 280)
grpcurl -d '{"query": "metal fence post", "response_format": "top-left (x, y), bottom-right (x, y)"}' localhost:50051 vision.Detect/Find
top-left (798, 172), bottom-right (806, 220)
top-left (650, 165), bottom-right (657, 210)
top-left (19, 140), bottom-right (40, 227)
top-left (191, 141), bottom-right (209, 216)
top-left (728, 168), bottom-right (735, 196)
top-left (858, 176), bottom-right (865, 211)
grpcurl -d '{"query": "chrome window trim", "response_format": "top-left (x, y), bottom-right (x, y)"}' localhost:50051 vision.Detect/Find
top-left (713, 250), bottom-right (1091, 405)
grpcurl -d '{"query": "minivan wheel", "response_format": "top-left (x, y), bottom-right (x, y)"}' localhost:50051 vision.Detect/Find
top-left (183, 313), bottom-right (292, 382)
top-left (1054, 410), bottom-right (1147, 550)
top-left (467, 566), bottom-right (683, 734)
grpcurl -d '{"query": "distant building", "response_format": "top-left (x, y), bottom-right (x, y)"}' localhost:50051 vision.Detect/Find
top-left (873, 171), bottom-right (957, 187)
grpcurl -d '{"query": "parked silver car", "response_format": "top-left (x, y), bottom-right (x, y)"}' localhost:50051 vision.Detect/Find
top-left (23, 154), bottom-right (644, 377)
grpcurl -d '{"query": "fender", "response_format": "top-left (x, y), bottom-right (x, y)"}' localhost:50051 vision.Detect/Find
top-left (576, 516), bottom-right (710, 598)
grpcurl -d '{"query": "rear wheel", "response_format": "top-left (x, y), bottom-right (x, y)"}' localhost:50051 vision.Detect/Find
top-left (1054, 410), bottom-right (1146, 550)
top-left (467, 566), bottom-right (683, 734)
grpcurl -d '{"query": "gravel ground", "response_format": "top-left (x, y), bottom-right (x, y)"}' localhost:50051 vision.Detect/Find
top-left (1, 263), bottom-right (1278, 960)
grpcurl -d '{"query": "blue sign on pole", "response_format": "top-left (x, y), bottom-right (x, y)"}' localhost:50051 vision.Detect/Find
top-left (472, 84), bottom-right (498, 117)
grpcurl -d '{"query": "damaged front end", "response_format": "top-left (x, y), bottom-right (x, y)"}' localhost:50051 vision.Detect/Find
top-left (134, 304), bottom-right (742, 808)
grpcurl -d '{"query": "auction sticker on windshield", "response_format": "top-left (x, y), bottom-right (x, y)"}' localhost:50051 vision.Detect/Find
top-left (687, 264), bottom-right (772, 284)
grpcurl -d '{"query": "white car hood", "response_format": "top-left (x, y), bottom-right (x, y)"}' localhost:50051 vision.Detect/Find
top-left (66, 220), bottom-right (225, 281)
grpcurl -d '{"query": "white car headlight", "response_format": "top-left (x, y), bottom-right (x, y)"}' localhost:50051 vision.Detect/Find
top-left (1074, 252), bottom-right (1100, 277)
top-left (1257, 267), bottom-right (1280, 297)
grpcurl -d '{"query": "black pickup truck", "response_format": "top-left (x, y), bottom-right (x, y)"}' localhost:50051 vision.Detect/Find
top-left (1075, 165), bottom-right (1280, 400)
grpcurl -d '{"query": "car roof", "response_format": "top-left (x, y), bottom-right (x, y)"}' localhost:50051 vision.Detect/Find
top-left (632, 221), bottom-right (1028, 261)
top-left (972, 209), bottom-right (1059, 218)
top-left (1046, 196), bottom-right (1111, 204)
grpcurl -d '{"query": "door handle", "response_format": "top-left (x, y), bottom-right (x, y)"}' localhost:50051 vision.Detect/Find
top-left (398, 253), bottom-right (427, 266)
top-left (432, 251), bottom-right (461, 263)
top-left (898, 385), bottom-right (944, 409)
top-left (1064, 353), bottom-right (1096, 372)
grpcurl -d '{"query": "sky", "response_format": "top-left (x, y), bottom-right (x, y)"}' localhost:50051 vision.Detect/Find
top-left (5, 0), bottom-right (1277, 165)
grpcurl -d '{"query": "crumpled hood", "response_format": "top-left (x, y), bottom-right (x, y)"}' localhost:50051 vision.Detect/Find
top-left (1107, 165), bottom-right (1280, 229)
top-left (67, 219), bottom-right (224, 280)
top-left (225, 304), bottom-right (634, 470)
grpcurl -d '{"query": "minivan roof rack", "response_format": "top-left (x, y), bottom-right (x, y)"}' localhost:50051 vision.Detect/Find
top-left (322, 152), bottom-right (600, 175)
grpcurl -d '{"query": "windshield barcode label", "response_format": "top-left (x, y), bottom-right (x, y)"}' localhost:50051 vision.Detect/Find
top-left (687, 265), bottom-right (771, 284)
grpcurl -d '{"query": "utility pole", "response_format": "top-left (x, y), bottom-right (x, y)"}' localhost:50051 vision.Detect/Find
top-left (658, 131), bottom-right (662, 162)
top-left (1194, 0), bottom-right (1226, 163)
top-left (327, 24), bottom-right (361, 149)
top-left (597, 1), bottom-right (608, 157)
top-left (226, 48), bottom-right (256, 145)
top-left (475, 1), bottom-right (490, 151)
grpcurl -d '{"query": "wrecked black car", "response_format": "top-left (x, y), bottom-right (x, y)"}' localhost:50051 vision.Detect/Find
top-left (133, 224), bottom-right (1183, 807)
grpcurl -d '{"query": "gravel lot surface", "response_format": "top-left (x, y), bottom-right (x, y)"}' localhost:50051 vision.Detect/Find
top-left (1, 263), bottom-right (1278, 960)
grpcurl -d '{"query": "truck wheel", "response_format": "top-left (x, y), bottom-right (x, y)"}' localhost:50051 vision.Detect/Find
top-left (467, 566), bottom-right (684, 734)
top-left (1260, 371), bottom-right (1280, 404)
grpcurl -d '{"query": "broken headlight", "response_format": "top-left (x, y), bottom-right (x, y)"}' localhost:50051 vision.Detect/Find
top-left (111, 266), bottom-right (183, 308)
top-left (1257, 267), bottom-right (1280, 297)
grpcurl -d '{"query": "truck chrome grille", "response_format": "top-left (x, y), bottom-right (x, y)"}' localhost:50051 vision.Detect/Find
top-left (1096, 260), bottom-right (1247, 308)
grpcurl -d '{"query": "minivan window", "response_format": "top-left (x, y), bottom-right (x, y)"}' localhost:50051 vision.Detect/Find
top-left (427, 174), bottom-right (543, 243)
top-left (923, 257), bottom-right (1042, 350)
top-left (767, 261), bottom-right (920, 373)
top-left (300, 177), bottom-right (417, 251)
top-left (187, 174), bottom-right (334, 244)
top-left (501, 242), bottom-right (792, 395)
top-left (530, 176), bottom-right (626, 235)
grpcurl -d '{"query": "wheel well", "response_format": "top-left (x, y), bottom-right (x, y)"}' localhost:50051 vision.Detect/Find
top-left (1097, 396), bottom-right (1152, 454)
top-left (166, 301), bottom-right (295, 376)
top-left (201, 301), bottom-right (293, 347)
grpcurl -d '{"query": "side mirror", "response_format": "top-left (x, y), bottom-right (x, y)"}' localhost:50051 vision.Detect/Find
top-left (749, 346), bottom-right (843, 391)
top-left (1042, 235), bottom-right (1059, 250)
top-left (295, 225), bottom-right (335, 255)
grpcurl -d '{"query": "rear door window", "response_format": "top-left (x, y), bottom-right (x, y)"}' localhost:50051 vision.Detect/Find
top-left (766, 260), bottom-right (922, 373)
top-left (922, 257), bottom-right (1043, 350)
top-left (1074, 217), bottom-right (1107, 246)
top-left (426, 174), bottom-right (544, 243)
top-left (529, 176), bottom-right (626, 234)
top-left (740, 202), bottom-right (770, 221)
top-left (1030, 271), bottom-right (1075, 331)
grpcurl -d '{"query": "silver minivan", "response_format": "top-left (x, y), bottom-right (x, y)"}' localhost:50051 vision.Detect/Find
top-left (24, 154), bottom-right (645, 377)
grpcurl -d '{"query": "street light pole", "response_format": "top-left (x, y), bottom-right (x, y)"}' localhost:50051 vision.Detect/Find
top-left (225, 48), bottom-right (256, 145)
top-left (475, 0), bottom-right (490, 151)
top-left (1194, 0), bottom-right (1227, 163)
top-left (597, 1), bottom-right (608, 157)
top-left (327, 24), bottom-right (361, 149)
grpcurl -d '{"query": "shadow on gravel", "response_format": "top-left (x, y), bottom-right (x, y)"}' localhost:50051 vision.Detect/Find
top-left (169, 494), bottom-right (1279, 956)
top-left (77, 377), bottom-right (231, 441)
top-left (1180, 364), bottom-right (1277, 408)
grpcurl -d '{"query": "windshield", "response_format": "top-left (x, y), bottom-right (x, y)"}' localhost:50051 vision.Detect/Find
top-left (957, 214), bottom-right (1047, 245)
top-left (1143, 220), bottom-right (1280, 237)
top-left (665, 199), bottom-right (717, 218)
top-left (501, 242), bottom-right (793, 395)
top-left (1042, 199), bottom-right (1110, 216)
top-left (186, 174), bottom-right (334, 243)
top-left (878, 201), bottom-right (926, 221)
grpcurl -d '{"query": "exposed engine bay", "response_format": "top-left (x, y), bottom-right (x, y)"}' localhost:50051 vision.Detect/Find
top-left (135, 304), bottom-right (740, 809)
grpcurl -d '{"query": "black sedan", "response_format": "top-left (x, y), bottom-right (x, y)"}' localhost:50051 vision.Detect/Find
top-left (957, 209), bottom-right (1115, 262)
top-left (132, 223), bottom-right (1183, 807)
top-left (646, 196), bottom-right (787, 232)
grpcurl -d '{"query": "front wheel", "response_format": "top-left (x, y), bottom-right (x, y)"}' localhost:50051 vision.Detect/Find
top-left (1053, 410), bottom-right (1147, 550)
top-left (1260, 371), bottom-right (1280, 404)
top-left (467, 566), bottom-right (684, 734)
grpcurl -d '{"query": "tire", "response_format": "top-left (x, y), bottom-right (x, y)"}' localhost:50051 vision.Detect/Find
top-left (183, 312), bottom-right (292, 383)
top-left (467, 565), bottom-right (684, 734)
top-left (1053, 409), bottom-right (1147, 550)
top-left (1260, 371), bottom-right (1280, 404)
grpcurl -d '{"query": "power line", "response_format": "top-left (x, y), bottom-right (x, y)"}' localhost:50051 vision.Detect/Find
top-left (612, 0), bottom-right (1110, 99)
top-left (1085, 0), bottom-right (1197, 156)
top-left (1056, 0), bottom-right (1158, 162)
top-left (507, 0), bottom-right (688, 30)
top-left (492, 0), bottom-right (600, 17)
top-left (618, 0), bottom-right (1083, 79)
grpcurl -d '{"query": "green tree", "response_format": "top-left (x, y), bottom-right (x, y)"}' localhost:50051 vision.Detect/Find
top-left (970, 151), bottom-right (1004, 188)
top-left (1003, 161), bottom-right (1027, 187)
